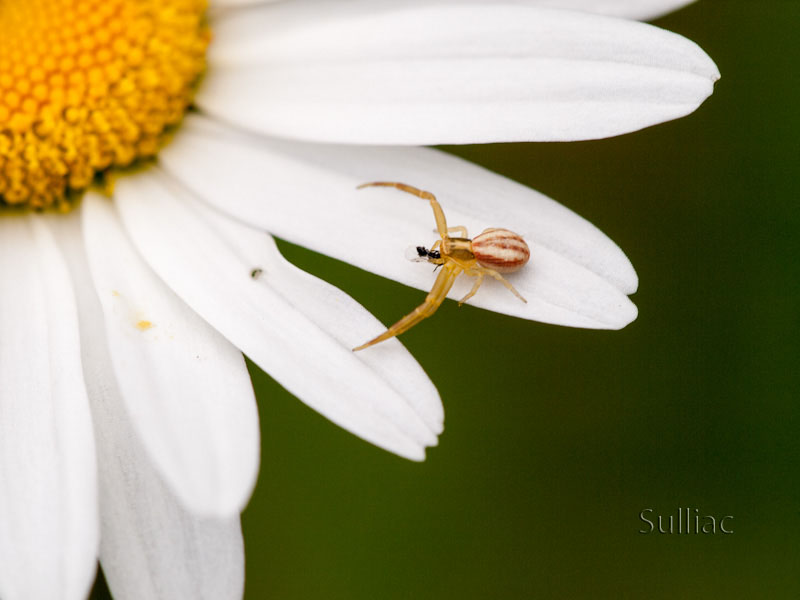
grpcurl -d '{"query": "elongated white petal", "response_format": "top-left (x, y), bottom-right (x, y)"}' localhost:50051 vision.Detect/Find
top-left (113, 169), bottom-right (441, 460)
top-left (80, 193), bottom-right (260, 517)
top-left (190, 195), bottom-right (443, 435)
top-left (161, 116), bottom-right (636, 329)
top-left (201, 0), bottom-right (719, 144)
top-left (0, 217), bottom-right (98, 600)
top-left (211, 0), bottom-right (695, 20)
top-left (49, 213), bottom-right (244, 600)
top-left (522, 0), bottom-right (696, 21)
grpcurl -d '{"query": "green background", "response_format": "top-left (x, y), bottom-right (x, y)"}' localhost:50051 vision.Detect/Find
top-left (95, 1), bottom-right (799, 598)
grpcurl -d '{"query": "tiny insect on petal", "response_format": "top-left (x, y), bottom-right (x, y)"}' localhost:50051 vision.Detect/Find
top-left (471, 228), bottom-right (530, 273)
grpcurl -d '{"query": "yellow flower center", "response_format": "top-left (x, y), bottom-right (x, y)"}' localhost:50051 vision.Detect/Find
top-left (0, 0), bottom-right (209, 211)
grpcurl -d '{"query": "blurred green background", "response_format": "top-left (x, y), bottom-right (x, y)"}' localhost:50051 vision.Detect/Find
top-left (95, 1), bottom-right (799, 598)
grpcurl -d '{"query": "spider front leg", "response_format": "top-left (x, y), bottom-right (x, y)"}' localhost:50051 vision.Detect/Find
top-left (447, 226), bottom-right (468, 237)
top-left (357, 181), bottom-right (449, 238)
top-left (353, 263), bottom-right (461, 351)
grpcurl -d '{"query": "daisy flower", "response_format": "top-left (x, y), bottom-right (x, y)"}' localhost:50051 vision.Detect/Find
top-left (0, 0), bottom-right (718, 598)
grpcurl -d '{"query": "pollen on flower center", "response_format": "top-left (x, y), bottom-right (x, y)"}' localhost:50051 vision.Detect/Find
top-left (0, 0), bottom-right (209, 210)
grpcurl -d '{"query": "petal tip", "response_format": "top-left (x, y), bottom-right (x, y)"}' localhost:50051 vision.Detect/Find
top-left (615, 298), bottom-right (639, 330)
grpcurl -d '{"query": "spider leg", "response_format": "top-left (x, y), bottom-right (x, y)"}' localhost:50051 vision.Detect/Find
top-left (353, 264), bottom-right (461, 351)
top-left (474, 265), bottom-right (527, 303)
top-left (357, 181), bottom-right (449, 238)
top-left (458, 272), bottom-right (485, 306)
top-left (447, 226), bottom-right (468, 237)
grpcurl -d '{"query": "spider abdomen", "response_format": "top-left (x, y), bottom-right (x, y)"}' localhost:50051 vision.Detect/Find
top-left (472, 228), bottom-right (530, 273)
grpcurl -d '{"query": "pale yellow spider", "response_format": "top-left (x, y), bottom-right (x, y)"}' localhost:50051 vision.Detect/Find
top-left (353, 182), bottom-right (530, 351)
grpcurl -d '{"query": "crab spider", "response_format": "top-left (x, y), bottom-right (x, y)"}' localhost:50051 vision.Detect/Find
top-left (353, 182), bottom-right (530, 351)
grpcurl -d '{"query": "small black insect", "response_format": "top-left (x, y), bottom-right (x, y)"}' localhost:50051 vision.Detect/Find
top-left (416, 246), bottom-right (441, 261)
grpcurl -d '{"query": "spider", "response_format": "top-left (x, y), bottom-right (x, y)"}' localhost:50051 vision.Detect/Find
top-left (353, 181), bottom-right (530, 351)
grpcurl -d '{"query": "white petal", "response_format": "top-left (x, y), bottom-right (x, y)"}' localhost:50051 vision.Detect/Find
top-left (520, 0), bottom-right (696, 21)
top-left (201, 0), bottom-right (719, 144)
top-left (161, 116), bottom-right (636, 329)
top-left (48, 213), bottom-right (244, 600)
top-left (0, 217), bottom-right (98, 600)
top-left (113, 169), bottom-right (441, 460)
top-left (101, 491), bottom-right (243, 600)
top-left (80, 193), bottom-right (260, 516)
top-left (190, 195), bottom-right (444, 435)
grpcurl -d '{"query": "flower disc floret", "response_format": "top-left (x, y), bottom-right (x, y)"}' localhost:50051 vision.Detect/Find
top-left (0, 0), bottom-right (208, 210)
